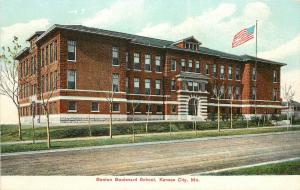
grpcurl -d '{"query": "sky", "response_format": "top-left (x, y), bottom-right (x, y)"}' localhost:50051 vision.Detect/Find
top-left (0, 0), bottom-right (300, 124)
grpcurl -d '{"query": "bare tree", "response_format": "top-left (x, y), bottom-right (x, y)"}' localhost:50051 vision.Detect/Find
top-left (145, 94), bottom-right (151, 133)
top-left (283, 84), bottom-right (295, 130)
top-left (105, 90), bottom-right (115, 139)
top-left (0, 36), bottom-right (23, 140)
top-left (104, 73), bottom-right (120, 139)
top-left (227, 85), bottom-right (236, 129)
top-left (129, 100), bottom-right (140, 143)
top-left (39, 70), bottom-right (59, 148)
top-left (211, 79), bottom-right (226, 132)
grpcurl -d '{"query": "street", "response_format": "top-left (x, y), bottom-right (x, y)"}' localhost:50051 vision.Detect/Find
top-left (1, 131), bottom-right (300, 175)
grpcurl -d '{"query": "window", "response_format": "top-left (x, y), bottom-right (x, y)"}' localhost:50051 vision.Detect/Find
top-left (31, 57), bottom-right (35, 75)
top-left (112, 103), bottom-right (120, 112)
top-left (252, 87), bottom-right (256, 100)
top-left (156, 104), bottom-right (162, 113)
top-left (134, 104), bottom-right (141, 113)
top-left (54, 41), bottom-right (57, 62)
top-left (50, 43), bottom-right (53, 63)
top-left (188, 81), bottom-right (193, 91)
top-left (67, 70), bottom-right (76, 89)
top-left (134, 78), bottom-right (140, 94)
top-left (53, 71), bottom-right (58, 89)
top-left (228, 85), bottom-right (233, 99)
top-left (125, 77), bottom-right (129, 93)
top-left (112, 74), bottom-right (119, 92)
top-left (171, 80), bottom-right (176, 91)
top-left (146, 104), bottom-right (152, 113)
top-left (199, 83), bottom-right (204, 91)
top-left (126, 52), bottom-right (129, 70)
top-left (252, 67), bottom-right (256, 81)
top-left (134, 53), bottom-right (140, 70)
top-left (68, 101), bottom-right (76, 111)
top-left (220, 85), bottom-right (225, 99)
top-left (145, 79), bottom-right (151, 95)
top-left (40, 49), bottom-right (44, 67)
top-left (181, 59), bottom-right (186, 72)
top-left (144, 54), bottom-right (151, 71)
top-left (67, 40), bottom-right (76, 61)
top-left (235, 86), bottom-right (240, 99)
top-left (212, 64), bottom-right (217, 77)
top-left (195, 61), bottom-right (200, 73)
top-left (171, 59), bottom-right (176, 71)
top-left (188, 60), bottom-right (193, 72)
top-left (205, 64), bottom-right (209, 75)
top-left (45, 74), bottom-right (48, 92)
top-left (182, 81), bottom-right (188, 90)
top-left (273, 89), bottom-right (277, 101)
top-left (112, 47), bottom-right (119, 66)
top-left (220, 65), bottom-right (225, 79)
top-left (155, 80), bottom-right (161, 95)
top-left (171, 105), bottom-right (177, 113)
top-left (50, 72), bottom-right (53, 90)
top-left (91, 102), bottom-right (99, 112)
top-left (155, 56), bottom-right (161, 72)
top-left (228, 65), bottom-right (232, 80)
top-left (236, 65), bottom-right (241, 80)
top-left (193, 82), bottom-right (199, 91)
top-left (273, 70), bottom-right (278, 83)
top-left (46, 46), bottom-right (49, 65)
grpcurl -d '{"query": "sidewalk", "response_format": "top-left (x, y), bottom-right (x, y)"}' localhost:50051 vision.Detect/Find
top-left (2, 125), bottom-right (299, 146)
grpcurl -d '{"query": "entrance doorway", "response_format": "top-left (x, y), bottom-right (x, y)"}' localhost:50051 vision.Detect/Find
top-left (188, 98), bottom-right (198, 115)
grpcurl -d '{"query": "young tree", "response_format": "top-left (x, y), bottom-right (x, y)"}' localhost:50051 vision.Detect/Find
top-left (0, 36), bottom-right (23, 140)
top-left (145, 94), bottom-right (151, 133)
top-left (211, 79), bottom-right (226, 132)
top-left (39, 70), bottom-right (58, 148)
top-left (129, 100), bottom-right (140, 143)
top-left (227, 85), bottom-right (236, 129)
top-left (105, 73), bottom-right (119, 139)
top-left (283, 84), bottom-right (295, 130)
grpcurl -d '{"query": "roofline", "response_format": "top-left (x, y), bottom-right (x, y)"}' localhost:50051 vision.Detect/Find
top-left (33, 24), bottom-right (287, 66)
top-left (15, 47), bottom-right (29, 60)
top-left (26, 31), bottom-right (44, 41)
top-left (242, 54), bottom-right (286, 66)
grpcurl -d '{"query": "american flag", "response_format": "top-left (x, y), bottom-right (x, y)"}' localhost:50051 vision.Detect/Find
top-left (232, 25), bottom-right (255, 48)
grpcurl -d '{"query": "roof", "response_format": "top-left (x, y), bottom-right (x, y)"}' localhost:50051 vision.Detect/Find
top-left (15, 47), bottom-right (29, 60)
top-left (172, 36), bottom-right (202, 45)
top-left (24, 24), bottom-right (286, 66)
top-left (241, 55), bottom-right (286, 66)
top-left (26, 31), bottom-right (45, 41)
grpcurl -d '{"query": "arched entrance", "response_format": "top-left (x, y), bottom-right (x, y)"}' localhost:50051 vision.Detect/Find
top-left (188, 98), bottom-right (198, 115)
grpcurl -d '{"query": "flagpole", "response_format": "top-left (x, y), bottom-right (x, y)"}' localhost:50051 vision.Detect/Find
top-left (255, 20), bottom-right (258, 120)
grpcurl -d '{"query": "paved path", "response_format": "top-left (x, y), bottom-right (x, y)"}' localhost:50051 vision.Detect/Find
top-left (1, 131), bottom-right (300, 175)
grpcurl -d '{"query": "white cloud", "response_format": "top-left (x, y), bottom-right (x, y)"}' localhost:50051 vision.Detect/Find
top-left (0, 19), bottom-right (50, 47)
top-left (82, 0), bottom-right (144, 28)
top-left (68, 9), bottom-right (86, 15)
top-left (137, 2), bottom-right (271, 50)
top-left (258, 33), bottom-right (300, 60)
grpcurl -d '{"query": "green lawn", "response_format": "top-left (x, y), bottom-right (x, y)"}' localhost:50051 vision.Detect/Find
top-left (1, 126), bottom-right (299, 153)
top-left (0, 120), bottom-right (271, 142)
top-left (215, 160), bottom-right (300, 175)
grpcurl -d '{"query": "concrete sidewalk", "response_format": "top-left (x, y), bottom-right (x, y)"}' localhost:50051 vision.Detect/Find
top-left (2, 125), bottom-right (299, 146)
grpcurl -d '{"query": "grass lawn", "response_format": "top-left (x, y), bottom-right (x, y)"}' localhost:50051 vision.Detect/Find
top-left (215, 160), bottom-right (300, 175)
top-left (1, 126), bottom-right (299, 153)
top-left (0, 120), bottom-right (272, 142)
